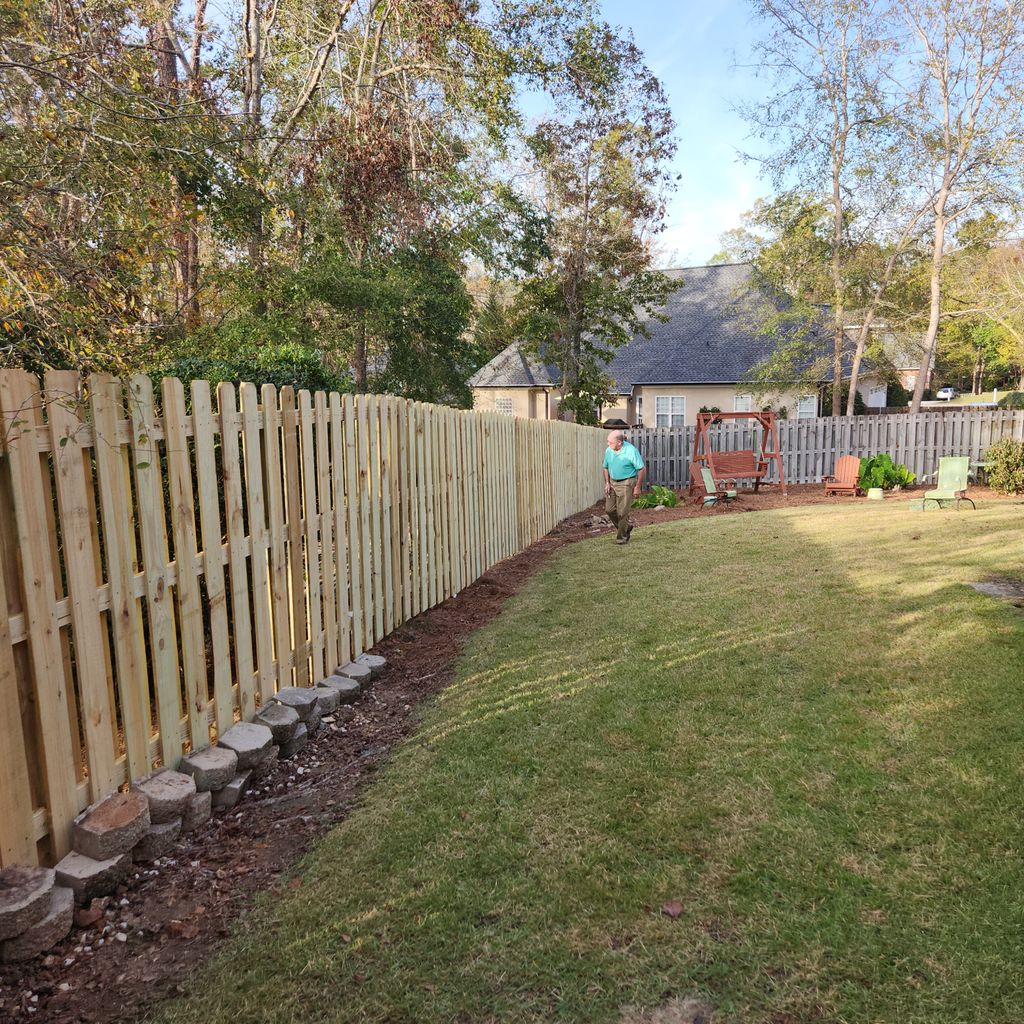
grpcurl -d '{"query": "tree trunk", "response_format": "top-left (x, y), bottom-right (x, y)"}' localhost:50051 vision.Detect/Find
top-left (845, 316), bottom-right (875, 416)
top-left (911, 203), bottom-right (948, 413)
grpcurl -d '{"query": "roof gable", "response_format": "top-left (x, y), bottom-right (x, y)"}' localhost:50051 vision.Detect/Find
top-left (468, 263), bottom-right (835, 393)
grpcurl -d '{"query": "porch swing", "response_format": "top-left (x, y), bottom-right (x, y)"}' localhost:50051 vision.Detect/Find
top-left (688, 409), bottom-right (787, 498)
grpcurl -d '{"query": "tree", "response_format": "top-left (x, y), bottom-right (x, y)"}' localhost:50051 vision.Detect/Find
top-left (516, 24), bottom-right (678, 423)
top-left (894, 0), bottom-right (1024, 412)
top-left (742, 0), bottom-right (889, 415)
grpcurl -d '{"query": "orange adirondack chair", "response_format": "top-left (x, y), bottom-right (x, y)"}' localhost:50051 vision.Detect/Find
top-left (823, 455), bottom-right (862, 496)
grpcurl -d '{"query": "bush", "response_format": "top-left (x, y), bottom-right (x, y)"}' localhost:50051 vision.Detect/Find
top-left (632, 485), bottom-right (678, 509)
top-left (858, 453), bottom-right (916, 490)
top-left (997, 391), bottom-right (1024, 409)
top-left (157, 342), bottom-right (350, 396)
top-left (986, 438), bottom-right (1024, 493)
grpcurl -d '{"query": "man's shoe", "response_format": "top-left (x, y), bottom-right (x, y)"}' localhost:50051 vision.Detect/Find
top-left (615, 537), bottom-right (628, 545)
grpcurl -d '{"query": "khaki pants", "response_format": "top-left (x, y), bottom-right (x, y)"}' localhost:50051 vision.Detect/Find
top-left (605, 476), bottom-right (636, 541)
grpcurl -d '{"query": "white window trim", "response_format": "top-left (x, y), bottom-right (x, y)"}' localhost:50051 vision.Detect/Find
top-left (495, 396), bottom-right (513, 416)
top-left (654, 394), bottom-right (686, 428)
top-left (734, 392), bottom-right (753, 413)
top-left (796, 394), bottom-right (819, 419)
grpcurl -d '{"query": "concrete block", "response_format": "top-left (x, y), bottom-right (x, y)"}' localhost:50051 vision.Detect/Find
top-left (1, 886), bottom-right (73, 963)
top-left (54, 851), bottom-right (131, 905)
top-left (270, 687), bottom-right (319, 722)
top-left (218, 721), bottom-right (273, 770)
top-left (179, 745), bottom-right (238, 792)
top-left (72, 792), bottom-right (150, 861)
top-left (333, 661), bottom-right (372, 685)
top-left (254, 703), bottom-right (300, 744)
top-left (211, 770), bottom-right (252, 810)
top-left (355, 653), bottom-right (386, 679)
top-left (0, 867), bottom-right (55, 941)
top-left (320, 675), bottom-right (361, 703)
top-left (181, 790), bottom-right (212, 833)
top-left (313, 685), bottom-right (340, 714)
top-left (132, 769), bottom-right (196, 824)
top-left (306, 702), bottom-right (322, 734)
top-left (132, 819), bottom-right (182, 862)
top-left (251, 744), bottom-right (279, 778)
top-left (280, 722), bottom-right (308, 759)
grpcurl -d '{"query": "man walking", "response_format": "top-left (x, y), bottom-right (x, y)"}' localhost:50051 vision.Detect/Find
top-left (602, 430), bottom-right (645, 544)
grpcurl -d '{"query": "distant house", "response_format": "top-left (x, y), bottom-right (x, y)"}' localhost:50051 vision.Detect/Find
top-left (470, 263), bottom-right (866, 425)
top-left (844, 325), bottom-right (934, 407)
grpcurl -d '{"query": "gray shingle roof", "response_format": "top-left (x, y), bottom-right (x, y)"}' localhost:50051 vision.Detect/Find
top-left (469, 263), bottom-right (837, 393)
top-left (467, 342), bottom-right (561, 388)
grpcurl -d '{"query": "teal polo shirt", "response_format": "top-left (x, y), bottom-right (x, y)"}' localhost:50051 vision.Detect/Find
top-left (603, 440), bottom-right (645, 481)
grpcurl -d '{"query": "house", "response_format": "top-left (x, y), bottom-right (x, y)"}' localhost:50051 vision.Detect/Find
top-left (469, 263), bottom-right (845, 426)
top-left (845, 326), bottom-right (934, 408)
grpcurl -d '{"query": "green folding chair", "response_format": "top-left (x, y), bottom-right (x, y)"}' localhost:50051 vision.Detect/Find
top-left (699, 466), bottom-right (737, 507)
top-left (922, 456), bottom-right (976, 510)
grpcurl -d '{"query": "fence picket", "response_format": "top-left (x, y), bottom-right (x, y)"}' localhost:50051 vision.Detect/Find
top-left (162, 378), bottom-right (210, 750)
top-left (280, 388), bottom-right (310, 685)
top-left (45, 372), bottom-right (118, 799)
top-left (128, 375), bottom-right (183, 770)
top-left (219, 384), bottom-right (257, 723)
top-left (191, 382), bottom-right (234, 733)
top-left (90, 376), bottom-right (151, 777)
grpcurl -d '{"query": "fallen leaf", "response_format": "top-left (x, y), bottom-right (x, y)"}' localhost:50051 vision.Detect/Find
top-left (167, 919), bottom-right (199, 940)
top-left (661, 900), bottom-right (684, 919)
top-left (75, 901), bottom-right (105, 929)
top-left (288, 878), bottom-right (303, 889)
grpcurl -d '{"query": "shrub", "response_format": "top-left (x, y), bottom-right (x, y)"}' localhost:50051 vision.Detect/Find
top-left (986, 438), bottom-right (1024, 493)
top-left (997, 391), bottom-right (1024, 409)
top-left (632, 485), bottom-right (678, 509)
top-left (858, 453), bottom-right (916, 490)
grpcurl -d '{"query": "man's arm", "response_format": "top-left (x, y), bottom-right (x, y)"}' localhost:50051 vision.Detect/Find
top-left (633, 466), bottom-right (646, 498)
top-left (603, 467), bottom-right (612, 495)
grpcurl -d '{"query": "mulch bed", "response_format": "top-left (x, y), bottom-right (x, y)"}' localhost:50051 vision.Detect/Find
top-left (0, 482), bottom-right (1008, 1023)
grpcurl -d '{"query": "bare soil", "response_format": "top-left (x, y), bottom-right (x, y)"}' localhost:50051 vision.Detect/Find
top-left (0, 482), bottom-right (1012, 1023)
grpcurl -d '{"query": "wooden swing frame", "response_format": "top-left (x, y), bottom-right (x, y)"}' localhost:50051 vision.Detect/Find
top-left (688, 410), bottom-right (787, 497)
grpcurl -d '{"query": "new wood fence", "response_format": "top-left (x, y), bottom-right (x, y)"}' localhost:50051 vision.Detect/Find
top-left (0, 372), bottom-right (605, 867)
top-left (629, 409), bottom-right (1024, 489)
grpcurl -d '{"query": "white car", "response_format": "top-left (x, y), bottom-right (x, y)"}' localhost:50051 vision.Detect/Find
top-left (936, 386), bottom-right (959, 400)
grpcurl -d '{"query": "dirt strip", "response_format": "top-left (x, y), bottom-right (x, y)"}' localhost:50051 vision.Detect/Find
top-left (0, 483), bottom-right (1009, 1023)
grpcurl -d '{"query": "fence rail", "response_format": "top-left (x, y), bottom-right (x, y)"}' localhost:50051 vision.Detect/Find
top-left (0, 372), bottom-right (605, 867)
top-left (629, 409), bottom-right (1024, 489)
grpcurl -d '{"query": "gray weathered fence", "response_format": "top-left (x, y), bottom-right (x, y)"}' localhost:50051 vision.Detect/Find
top-left (628, 409), bottom-right (1024, 488)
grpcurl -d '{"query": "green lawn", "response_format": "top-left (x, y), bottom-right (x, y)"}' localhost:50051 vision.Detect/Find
top-left (152, 501), bottom-right (1024, 1024)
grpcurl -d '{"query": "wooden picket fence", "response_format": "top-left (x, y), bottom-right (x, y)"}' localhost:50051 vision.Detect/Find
top-left (0, 371), bottom-right (605, 867)
top-left (630, 409), bottom-right (1024, 488)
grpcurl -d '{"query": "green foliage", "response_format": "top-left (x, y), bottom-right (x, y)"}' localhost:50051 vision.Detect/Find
top-left (985, 438), bottom-right (1024, 493)
top-left (698, 405), bottom-right (722, 414)
top-left (632, 485), bottom-right (677, 509)
top-left (998, 391), bottom-right (1024, 409)
top-left (156, 343), bottom-right (350, 396)
top-left (858, 453), bottom-right (916, 490)
top-left (516, 23), bottom-right (679, 420)
top-left (821, 383), bottom-right (867, 415)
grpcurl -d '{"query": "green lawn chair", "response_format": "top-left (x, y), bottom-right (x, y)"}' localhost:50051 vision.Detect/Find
top-left (922, 456), bottom-right (976, 510)
top-left (699, 466), bottom-right (737, 507)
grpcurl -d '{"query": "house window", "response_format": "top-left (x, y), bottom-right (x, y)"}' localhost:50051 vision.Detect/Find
top-left (654, 395), bottom-right (685, 427)
top-left (734, 393), bottom-right (753, 413)
top-left (867, 384), bottom-right (887, 408)
top-left (495, 396), bottom-right (513, 416)
top-left (796, 394), bottom-right (819, 419)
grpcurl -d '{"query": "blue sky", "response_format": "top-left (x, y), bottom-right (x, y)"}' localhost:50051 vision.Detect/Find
top-left (597, 0), bottom-right (769, 268)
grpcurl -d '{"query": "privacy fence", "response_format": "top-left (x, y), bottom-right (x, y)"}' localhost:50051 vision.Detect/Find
top-left (629, 409), bottom-right (1024, 489)
top-left (0, 371), bottom-right (605, 867)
